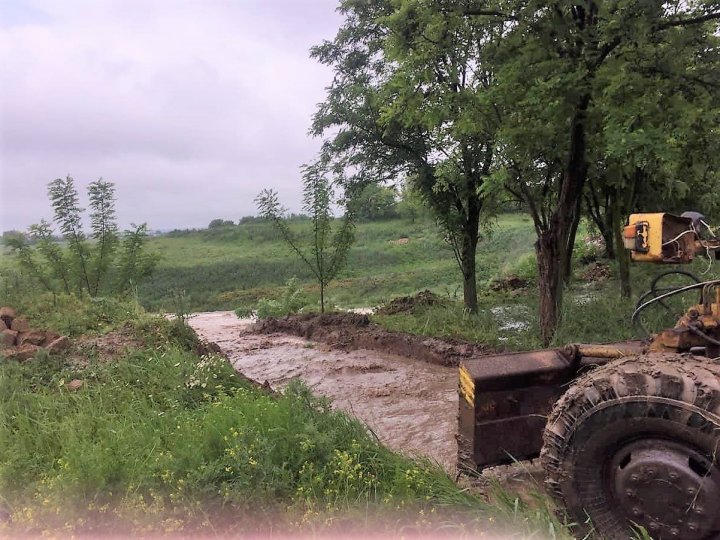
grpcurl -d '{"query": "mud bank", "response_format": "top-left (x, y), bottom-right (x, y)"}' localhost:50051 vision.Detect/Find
top-left (254, 312), bottom-right (489, 367)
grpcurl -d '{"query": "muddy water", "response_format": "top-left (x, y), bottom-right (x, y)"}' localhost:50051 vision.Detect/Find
top-left (189, 311), bottom-right (459, 470)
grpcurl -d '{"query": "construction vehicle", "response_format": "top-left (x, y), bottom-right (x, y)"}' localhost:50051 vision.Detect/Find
top-left (458, 212), bottom-right (720, 540)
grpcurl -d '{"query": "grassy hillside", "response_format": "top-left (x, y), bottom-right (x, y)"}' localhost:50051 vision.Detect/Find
top-left (140, 214), bottom-right (538, 312)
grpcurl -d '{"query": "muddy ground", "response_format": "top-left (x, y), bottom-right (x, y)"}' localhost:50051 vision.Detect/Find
top-left (189, 311), bottom-right (544, 490)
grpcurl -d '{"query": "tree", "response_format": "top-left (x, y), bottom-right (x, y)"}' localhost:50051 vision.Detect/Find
top-left (6, 176), bottom-right (157, 297)
top-left (256, 166), bottom-right (357, 313)
top-left (396, 179), bottom-right (426, 223)
top-left (208, 219), bottom-right (235, 229)
top-left (485, 0), bottom-right (720, 343)
top-left (356, 183), bottom-right (398, 221)
top-left (310, 0), bottom-right (506, 313)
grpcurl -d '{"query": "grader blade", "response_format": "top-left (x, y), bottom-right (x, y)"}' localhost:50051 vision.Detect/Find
top-left (457, 341), bottom-right (645, 473)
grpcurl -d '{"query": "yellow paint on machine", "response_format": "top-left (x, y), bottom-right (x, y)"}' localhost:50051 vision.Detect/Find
top-left (626, 213), bottom-right (665, 262)
top-left (459, 365), bottom-right (475, 406)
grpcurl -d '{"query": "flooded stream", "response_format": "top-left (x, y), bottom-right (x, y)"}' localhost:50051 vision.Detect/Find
top-left (189, 311), bottom-right (459, 470)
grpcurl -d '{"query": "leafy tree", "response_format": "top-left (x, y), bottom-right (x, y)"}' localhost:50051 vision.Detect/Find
top-left (6, 176), bottom-right (157, 297)
top-left (311, 0), bottom-right (505, 313)
top-left (208, 219), bottom-right (235, 229)
top-left (484, 0), bottom-right (720, 343)
top-left (48, 176), bottom-right (92, 292)
top-left (256, 166), bottom-right (357, 313)
top-left (356, 184), bottom-right (399, 221)
top-left (88, 179), bottom-right (119, 295)
top-left (396, 179), bottom-right (426, 223)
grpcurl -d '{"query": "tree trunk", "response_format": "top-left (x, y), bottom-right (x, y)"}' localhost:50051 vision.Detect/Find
top-left (320, 283), bottom-right (325, 313)
top-left (461, 241), bottom-right (479, 314)
top-left (563, 196), bottom-right (583, 283)
top-left (460, 198), bottom-right (481, 314)
top-left (536, 97), bottom-right (590, 345)
top-left (615, 227), bottom-right (631, 298)
top-left (537, 231), bottom-right (564, 346)
top-left (611, 185), bottom-right (633, 298)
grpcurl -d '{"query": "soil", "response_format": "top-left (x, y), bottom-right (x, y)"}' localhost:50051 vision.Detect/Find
top-left (580, 261), bottom-right (612, 282)
top-left (254, 312), bottom-right (487, 367)
top-left (188, 311), bottom-right (545, 495)
top-left (489, 275), bottom-right (528, 292)
top-left (375, 289), bottom-right (444, 315)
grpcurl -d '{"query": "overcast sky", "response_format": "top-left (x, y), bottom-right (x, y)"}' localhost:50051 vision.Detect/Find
top-left (0, 0), bottom-right (343, 232)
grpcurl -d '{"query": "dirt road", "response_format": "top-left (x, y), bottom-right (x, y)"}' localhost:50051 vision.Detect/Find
top-left (189, 311), bottom-right (459, 470)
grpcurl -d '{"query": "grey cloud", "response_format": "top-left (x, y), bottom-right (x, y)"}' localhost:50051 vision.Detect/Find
top-left (0, 0), bottom-right (342, 231)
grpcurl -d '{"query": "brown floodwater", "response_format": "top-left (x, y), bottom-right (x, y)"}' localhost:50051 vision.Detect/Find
top-left (189, 311), bottom-right (459, 470)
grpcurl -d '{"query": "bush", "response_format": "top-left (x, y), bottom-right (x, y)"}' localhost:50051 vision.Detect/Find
top-left (235, 277), bottom-right (310, 318)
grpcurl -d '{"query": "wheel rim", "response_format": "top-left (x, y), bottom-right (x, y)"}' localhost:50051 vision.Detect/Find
top-left (610, 438), bottom-right (720, 539)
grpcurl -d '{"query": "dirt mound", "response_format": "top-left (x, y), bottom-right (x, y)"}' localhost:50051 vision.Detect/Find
top-left (489, 275), bottom-right (528, 292)
top-left (254, 312), bottom-right (487, 367)
top-left (580, 262), bottom-right (611, 282)
top-left (0, 306), bottom-right (70, 361)
top-left (376, 290), bottom-right (443, 315)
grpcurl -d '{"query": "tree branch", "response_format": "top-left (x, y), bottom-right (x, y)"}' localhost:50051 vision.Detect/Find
top-left (658, 11), bottom-right (720, 29)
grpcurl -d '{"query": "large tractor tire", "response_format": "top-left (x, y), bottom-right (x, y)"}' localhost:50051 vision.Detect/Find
top-left (541, 355), bottom-right (720, 540)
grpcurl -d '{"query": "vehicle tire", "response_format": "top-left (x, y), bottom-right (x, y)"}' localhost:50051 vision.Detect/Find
top-left (541, 354), bottom-right (720, 540)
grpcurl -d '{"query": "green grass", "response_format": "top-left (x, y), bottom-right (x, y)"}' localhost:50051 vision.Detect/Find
top-left (0, 308), bottom-right (574, 537)
top-left (137, 214), bottom-right (538, 312)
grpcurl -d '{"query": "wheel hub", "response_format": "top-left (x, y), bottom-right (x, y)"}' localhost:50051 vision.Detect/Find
top-left (612, 439), bottom-right (720, 539)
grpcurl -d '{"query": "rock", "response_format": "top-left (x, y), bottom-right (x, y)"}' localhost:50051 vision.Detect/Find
top-left (2, 344), bottom-right (40, 361)
top-left (10, 318), bottom-right (30, 333)
top-left (18, 330), bottom-right (46, 346)
top-left (66, 379), bottom-right (84, 391)
top-left (42, 331), bottom-right (61, 345)
top-left (0, 307), bottom-right (16, 329)
top-left (0, 329), bottom-right (17, 347)
top-left (46, 336), bottom-right (70, 353)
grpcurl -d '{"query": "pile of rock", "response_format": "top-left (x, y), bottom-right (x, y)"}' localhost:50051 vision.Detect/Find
top-left (0, 307), bottom-right (70, 361)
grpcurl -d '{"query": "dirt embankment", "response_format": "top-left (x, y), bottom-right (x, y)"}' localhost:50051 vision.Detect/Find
top-left (254, 312), bottom-right (488, 367)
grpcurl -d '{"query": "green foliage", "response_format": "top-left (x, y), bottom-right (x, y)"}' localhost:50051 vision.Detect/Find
top-left (355, 184), bottom-right (398, 221)
top-left (314, 0), bottom-right (720, 339)
top-left (396, 180), bottom-right (427, 223)
top-left (235, 277), bottom-right (310, 319)
top-left (5, 176), bottom-right (157, 298)
top-left (256, 166), bottom-right (357, 312)
top-left (0, 293), bottom-right (143, 337)
top-left (0, 334), bottom-right (554, 536)
top-left (208, 218), bottom-right (235, 229)
top-left (310, 0), bottom-right (504, 313)
top-left (126, 214), bottom-right (533, 312)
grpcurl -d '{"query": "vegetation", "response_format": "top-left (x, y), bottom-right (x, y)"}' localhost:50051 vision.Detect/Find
top-left (256, 166), bottom-right (358, 313)
top-left (4, 176), bottom-right (156, 298)
top-left (310, 2), bottom-right (500, 314)
top-left (310, 0), bottom-right (720, 342)
top-left (0, 297), bottom-right (572, 538)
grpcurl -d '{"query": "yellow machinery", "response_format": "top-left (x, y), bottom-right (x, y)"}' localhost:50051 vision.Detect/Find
top-left (458, 212), bottom-right (720, 540)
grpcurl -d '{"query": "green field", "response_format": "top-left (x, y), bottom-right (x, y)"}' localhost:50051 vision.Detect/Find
top-left (141, 214), bottom-right (536, 311)
top-left (137, 214), bottom-right (717, 351)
